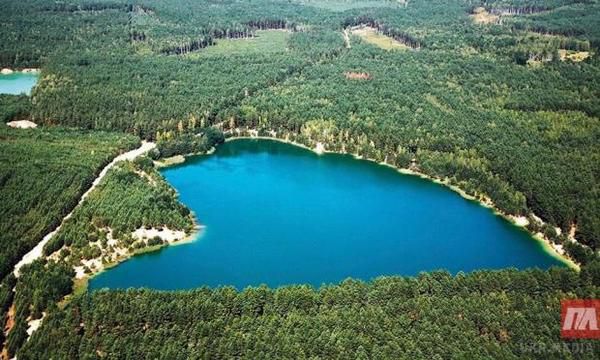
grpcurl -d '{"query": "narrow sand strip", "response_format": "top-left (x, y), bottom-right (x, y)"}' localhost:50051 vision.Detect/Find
top-left (13, 141), bottom-right (156, 277)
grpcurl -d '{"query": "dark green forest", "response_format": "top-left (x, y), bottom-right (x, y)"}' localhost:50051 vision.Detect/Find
top-left (19, 267), bottom-right (600, 359)
top-left (0, 124), bottom-right (137, 355)
top-left (1, 0), bottom-right (599, 358)
top-left (3, 158), bottom-right (195, 356)
top-left (43, 158), bottom-right (194, 258)
top-left (0, 124), bottom-right (138, 280)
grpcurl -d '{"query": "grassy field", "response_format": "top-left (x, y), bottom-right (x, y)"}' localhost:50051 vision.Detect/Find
top-left (187, 30), bottom-right (291, 58)
top-left (351, 27), bottom-right (410, 50)
top-left (470, 7), bottom-right (499, 25)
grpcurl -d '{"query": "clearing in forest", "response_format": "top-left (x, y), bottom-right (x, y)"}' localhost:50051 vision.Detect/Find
top-left (344, 71), bottom-right (372, 80)
top-left (295, 0), bottom-right (401, 12)
top-left (558, 49), bottom-right (591, 62)
top-left (187, 30), bottom-right (290, 57)
top-left (351, 26), bottom-right (409, 50)
top-left (470, 7), bottom-right (499, 25)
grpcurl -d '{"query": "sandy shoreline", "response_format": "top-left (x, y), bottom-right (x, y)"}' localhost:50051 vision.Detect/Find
top-left (0, 68), bottom-right (40, 75)
top-left (84, 132), bottom-right (578, 282)
top-left (76, 218), bottom-right (204, 288)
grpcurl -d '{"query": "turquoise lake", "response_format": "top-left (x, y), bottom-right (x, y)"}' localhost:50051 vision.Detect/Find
top-left (0, 72), bottom-right (38, 95)
top-left (90, 139), bottom-right (565, 290)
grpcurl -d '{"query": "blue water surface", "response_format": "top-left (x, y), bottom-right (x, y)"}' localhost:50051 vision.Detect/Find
top-left (90, 139), bottom-right (565, 290)
top-left (0, 72), bottom-right (38, 95)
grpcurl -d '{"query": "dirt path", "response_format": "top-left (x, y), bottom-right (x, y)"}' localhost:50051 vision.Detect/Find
top-left (13, 141), bottom-right (156, 277)
top-left (343, 29), bottom-right (351, 49)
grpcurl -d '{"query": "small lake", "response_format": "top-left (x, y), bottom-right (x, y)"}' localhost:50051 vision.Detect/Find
top-left (90, 139), bottom-right (566, 290)
top-left (0, 72), bottom-right (38, 95)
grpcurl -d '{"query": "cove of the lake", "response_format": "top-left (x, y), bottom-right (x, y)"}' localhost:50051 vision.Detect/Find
top-left (90, 139), bottom-right (566, 290)
top-left (0, 72), bottom-right (38, 95)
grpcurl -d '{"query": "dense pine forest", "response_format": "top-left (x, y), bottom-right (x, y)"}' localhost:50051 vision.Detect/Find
top-left (0, 124), bottom-right (138, 280)
top-left (3, 158), bottom-right (196, 355)
top-left (0, 124), bottom-right (138, 355)
top-left (1, 0), bottom-right (599, 358)
top-left (19, 268), bottom-right (600, 358)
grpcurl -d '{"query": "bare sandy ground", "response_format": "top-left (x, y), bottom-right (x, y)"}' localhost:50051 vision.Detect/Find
top-left (26, 313), bottom-right (45, 337)
top-left (131, 227), bottom-right (187, 244)
top-left (6, 120), bottom-right (37, 129)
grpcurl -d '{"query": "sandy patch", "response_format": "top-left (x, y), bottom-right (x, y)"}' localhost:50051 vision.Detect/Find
top-left (6, 120), bottom-right (37, 129)
top-left (4, 304), bottom-right (15, 335)
top-left (568, 224), bottom-right (577, 242)
top-left (134, 169), bottom-right (157, 186)
top-left (535, 232), bottom-right (566, 256)
top-left (558, 49), bottom-right (591, 62)
top-left (344, 71), bottom-right (372, 80)
top-left (314, 142), bottom-right (325, 155)
top-left (132, 227), bottom-right (187, 244)
top-left (26, 313), bottom-right (45, 337)
top-left (74, 259), bottom-right (103, 279)
top-left (471, 7), bottom-right (499, 25)
top-left (1, 68), bottom-right (13, 75)
top-left (154, 155), bottom-right (185, 168)
top-left (509, 215), bottom-right (529, 227)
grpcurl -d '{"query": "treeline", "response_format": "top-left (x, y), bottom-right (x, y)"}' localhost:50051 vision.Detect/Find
top-left (480, 0), bottom-right (586, 12)
top-left (488, 6), bottom-right (550, 15)
top-left (510, 35), bottom-right (591, 65)
top-left (151, 127), bottom-right (225, 159)
top-left (504, 1), bottom-right (600, 48)
top-left (19, 264), bottom-right (600, 359)
top-left (0, 125), bottom-right (138, 281)
top-left (161, 36), bottom-right (216, 56)
top-left (342, 15), bottom-right (422, 49)
top-left (41, 2), bottom-right (129, 13)
top-left (161, 19), bottom-right (299, 55)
